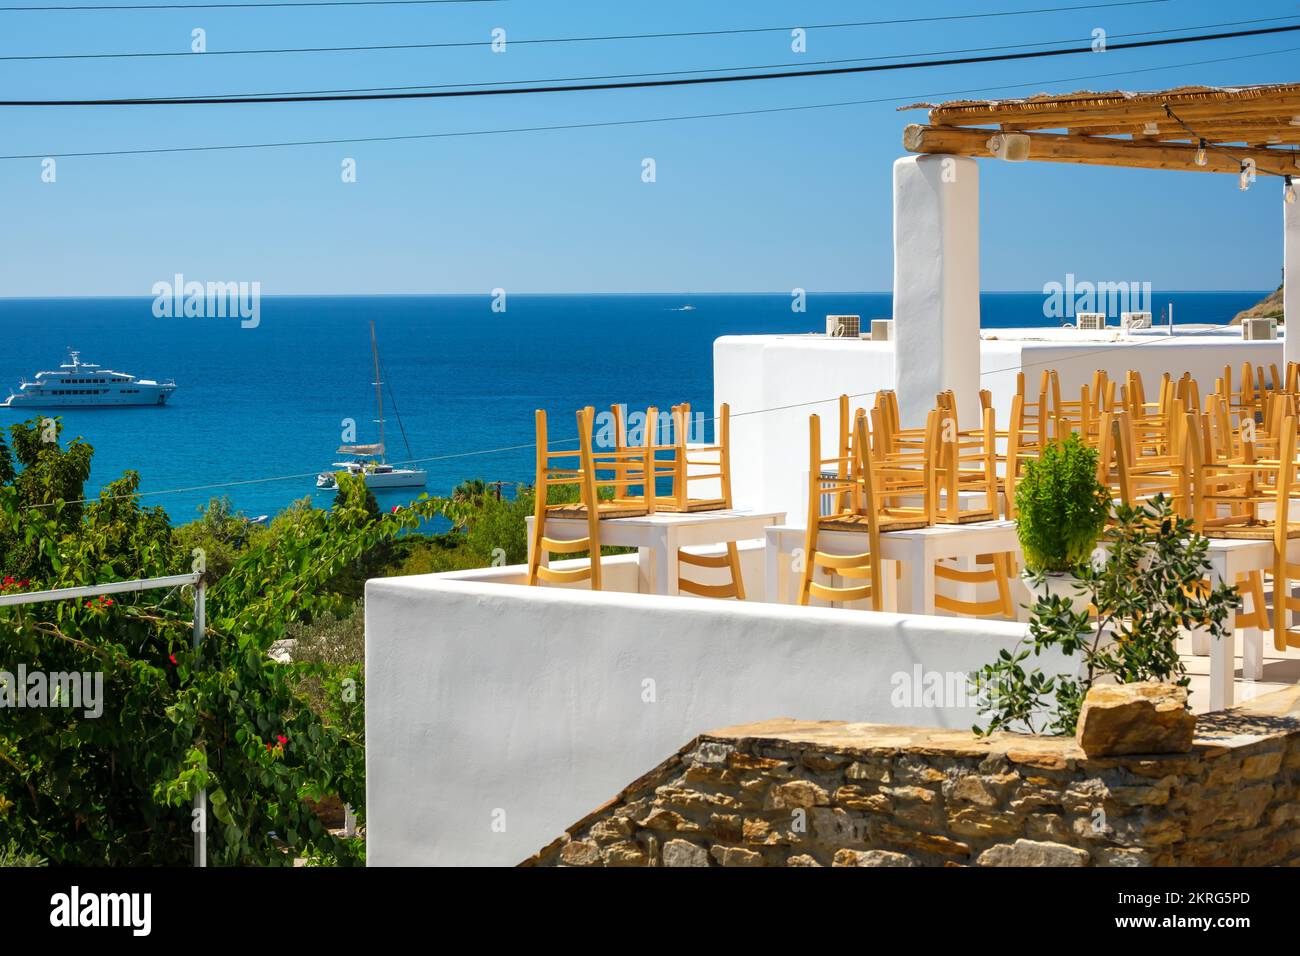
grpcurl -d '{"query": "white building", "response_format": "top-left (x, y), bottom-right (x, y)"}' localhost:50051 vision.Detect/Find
top-left (365, 84), bottom-right (1300, 866)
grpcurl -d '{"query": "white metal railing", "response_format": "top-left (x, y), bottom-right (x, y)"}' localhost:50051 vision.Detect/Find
top-left (1, 567), bottom-right (208, 866)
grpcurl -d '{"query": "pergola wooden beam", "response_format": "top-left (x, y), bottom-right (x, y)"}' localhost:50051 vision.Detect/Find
top-left (958, 103), bottom-right (1300, 131)
top-left (903, 124), bottom-right (1300, 175)
top-left (919, 87), bottom-right (1300, 128)
top-left (1075, 128), bottom-right (1300, 144)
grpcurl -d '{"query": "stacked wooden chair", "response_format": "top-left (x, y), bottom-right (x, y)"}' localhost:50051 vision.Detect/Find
top-left (648, 402), bottom-right (747, 600)
top-left (798, 394), bottom-right (1015, 618)
top-left (527, 406), bottom-right (646, 589)
top-left (798, 409), bottom-right (924, 609)
top-left (528, 402), bottom-right (747, 597)
top-left (1004, 371), bottom-right (1055, 519)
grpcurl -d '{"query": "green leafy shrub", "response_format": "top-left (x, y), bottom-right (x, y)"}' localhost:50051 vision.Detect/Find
top-left (0, 840), bottom-right (47, 867)
top-left (1015, 432), bottom-right (1110, 574)
top-left (976, 496), bottom-right (1239, 735)
top-left (0, 417), bottom-right (434, 865)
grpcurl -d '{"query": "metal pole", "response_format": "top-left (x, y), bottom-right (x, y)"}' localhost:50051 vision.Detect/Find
top-left (193, 577), bottom-right (207, 868)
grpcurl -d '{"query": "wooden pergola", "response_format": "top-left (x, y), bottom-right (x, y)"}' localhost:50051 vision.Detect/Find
top-left (900, 83), bottom-right (1300, 177)
top-left (886, 83), bottom-right (1299, 421)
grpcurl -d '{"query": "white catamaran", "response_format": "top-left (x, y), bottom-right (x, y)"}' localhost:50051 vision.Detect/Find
top-left (316, 322), bottom-right (427, 491)
top-left (2, 350), bottom-right (177, 408)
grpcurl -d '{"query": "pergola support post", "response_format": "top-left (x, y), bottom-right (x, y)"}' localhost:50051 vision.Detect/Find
top-left (892, 154), bottom-right (982, 428)
top-left (1286, 195), bottom-right (1300, 369)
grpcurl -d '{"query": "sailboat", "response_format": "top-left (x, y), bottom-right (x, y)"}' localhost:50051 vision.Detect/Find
top-left (316, 322), bottom-right (428, 490)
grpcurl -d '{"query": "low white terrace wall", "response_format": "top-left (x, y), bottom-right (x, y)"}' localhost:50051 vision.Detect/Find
top-left (365, 572), bottom-right (1066, 866)
top-left (717, 331), bottom-right (1284, 521)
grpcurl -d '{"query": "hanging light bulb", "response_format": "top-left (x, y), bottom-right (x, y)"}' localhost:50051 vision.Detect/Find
top-left (1194, 139), bottom-right (1208, 166)
top-left (1239, 161), bottom-right (1254, 191)
top-left (1287, 175), bottom-right (1297, 204)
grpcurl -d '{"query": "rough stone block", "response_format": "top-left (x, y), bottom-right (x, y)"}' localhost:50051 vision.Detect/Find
top-left (1076, 684), bottom-right (1196, 757)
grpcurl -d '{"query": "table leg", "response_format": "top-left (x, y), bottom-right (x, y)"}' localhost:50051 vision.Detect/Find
top-left (638, 547), bottom-right (653, 595)
top-left (764, 531), bottom-right (782, 604)
top-left (1242, 628), bottom-right (1263, 681)
top-left (910, 542), bottom-right (935, 616)
top-left (1207, 554), bottom-right (1235, 711)
top-left (882, 560), bottom-right (898, 612)
top-left (653, 528), bottom-right (679, 597)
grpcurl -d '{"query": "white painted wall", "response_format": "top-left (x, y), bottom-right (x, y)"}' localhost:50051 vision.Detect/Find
top-left (365, 574), bottom-right (1063, 866)
top-left (716, 332), bottom-right (1283, 521)
top-left (715, 334), bottom-right (895, 517)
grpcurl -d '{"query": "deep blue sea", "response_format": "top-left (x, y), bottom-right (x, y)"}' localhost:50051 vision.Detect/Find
top-left (0, 292), bottom-right (1267, 522)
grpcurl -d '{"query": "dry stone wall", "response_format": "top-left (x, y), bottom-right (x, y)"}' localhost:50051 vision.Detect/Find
top-left (524, 687), bottom-right (1300, 867)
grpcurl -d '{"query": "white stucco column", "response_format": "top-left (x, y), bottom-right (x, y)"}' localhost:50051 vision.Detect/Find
top-left (892, 154), bottom-right (981, 427)
top-left (1285, 193), bottom-right (1300, 368)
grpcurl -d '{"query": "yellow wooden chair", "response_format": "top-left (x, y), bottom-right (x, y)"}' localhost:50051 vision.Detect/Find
top-left (650, 402), bottom-right (733, 513)
top-left (1192, 409), bottom-right (1300, 650)
top-left (642, 402), bottom-right (747, 600)
top-left (527, 406), bottom-right (632, 589)
top-left (798, 412), bottom-right (923, 608)
top-left (932, 390), bottom-right (999, 524)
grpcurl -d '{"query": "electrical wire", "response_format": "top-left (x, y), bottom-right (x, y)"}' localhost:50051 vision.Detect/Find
top-left (0, 0), bottom-right (498, 8)
top-left (17, 14), bottom-right (1296, 103)
top-left (0, 0), bottom-right (1164, 23)
top-left (2, 41), bottom-right (1294, 159)
top-left (3, 22), bottom-right (1295, 100)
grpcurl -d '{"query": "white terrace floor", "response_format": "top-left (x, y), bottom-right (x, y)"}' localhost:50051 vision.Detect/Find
top-left (1183, 636), bottom-right (1300, 714)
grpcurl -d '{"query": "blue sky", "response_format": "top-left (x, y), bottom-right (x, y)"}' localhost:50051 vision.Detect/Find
top-left (0, 0), bottom-right (1295, 295)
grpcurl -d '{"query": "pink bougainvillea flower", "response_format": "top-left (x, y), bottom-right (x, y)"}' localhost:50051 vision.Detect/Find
top-left (390, 505), bottom-right (400, 514)
top-left (276, 734), bottom-right (288, 745)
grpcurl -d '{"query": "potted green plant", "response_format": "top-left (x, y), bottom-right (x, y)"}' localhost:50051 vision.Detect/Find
top-left (1014, 431), bottom-right (1110, 611)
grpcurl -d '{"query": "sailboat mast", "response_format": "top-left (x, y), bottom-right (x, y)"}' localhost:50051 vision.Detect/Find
top-left (370, 321), bottom-right (386, 463)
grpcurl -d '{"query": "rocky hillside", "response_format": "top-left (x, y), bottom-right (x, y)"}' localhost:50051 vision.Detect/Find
top-left (1231, 284), bottom-right (1283, 325)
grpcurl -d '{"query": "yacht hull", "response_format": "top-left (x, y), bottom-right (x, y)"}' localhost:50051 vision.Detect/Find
top-left (318, 468), bottom-right (428, 490)
top-left (361, 470), bottom-right (428, 489)
top-left (2, 390), bottom-right (174, 408)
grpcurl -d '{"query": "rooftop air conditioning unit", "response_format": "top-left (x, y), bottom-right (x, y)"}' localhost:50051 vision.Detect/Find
top-left (826, 314), bottom-right (861, 338)
top-left (1242, 317), bottom-right (1278, 341)
top-left (1076, 312), bottom-right (1107, 331)
top-left (1121, 311), bottom-right (1152, 331)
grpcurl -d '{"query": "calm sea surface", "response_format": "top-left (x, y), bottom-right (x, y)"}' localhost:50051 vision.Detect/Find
top-left (0, 292), bottom-right (1267, 521)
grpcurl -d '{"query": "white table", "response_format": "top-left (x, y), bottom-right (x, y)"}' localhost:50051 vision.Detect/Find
top-left (764, 520), bottom-right (1023, 617)
top-left (1195, 537), bottom-right (1300, 711)
top-left (526, 509), bottom-right (786, 597)
top-left (1078, 535), bottom-right (1299, 712)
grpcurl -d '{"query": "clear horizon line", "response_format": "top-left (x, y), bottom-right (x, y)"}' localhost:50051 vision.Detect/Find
top-left (0, 288), bottom-right (1274, 301)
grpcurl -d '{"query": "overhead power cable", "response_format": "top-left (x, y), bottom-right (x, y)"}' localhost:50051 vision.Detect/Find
top-left (0, 0), bottom-right (1174, 60)
top-left (0, 0), bottom-right (1160, 18)
top-left (15, 14), bottom-right (1295, 103)
top-left (0, 0), bottom-right (498, 7)
top-left (2, 22), bottom-right (1296, 104)
top-left (1, 42), bottom-right (1293, 160)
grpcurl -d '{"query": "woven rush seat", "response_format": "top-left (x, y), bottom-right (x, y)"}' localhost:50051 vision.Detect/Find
top-left (547, 501), bottom-right (648, 520)
top-left (821, 513), bottom-right (926, 534)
